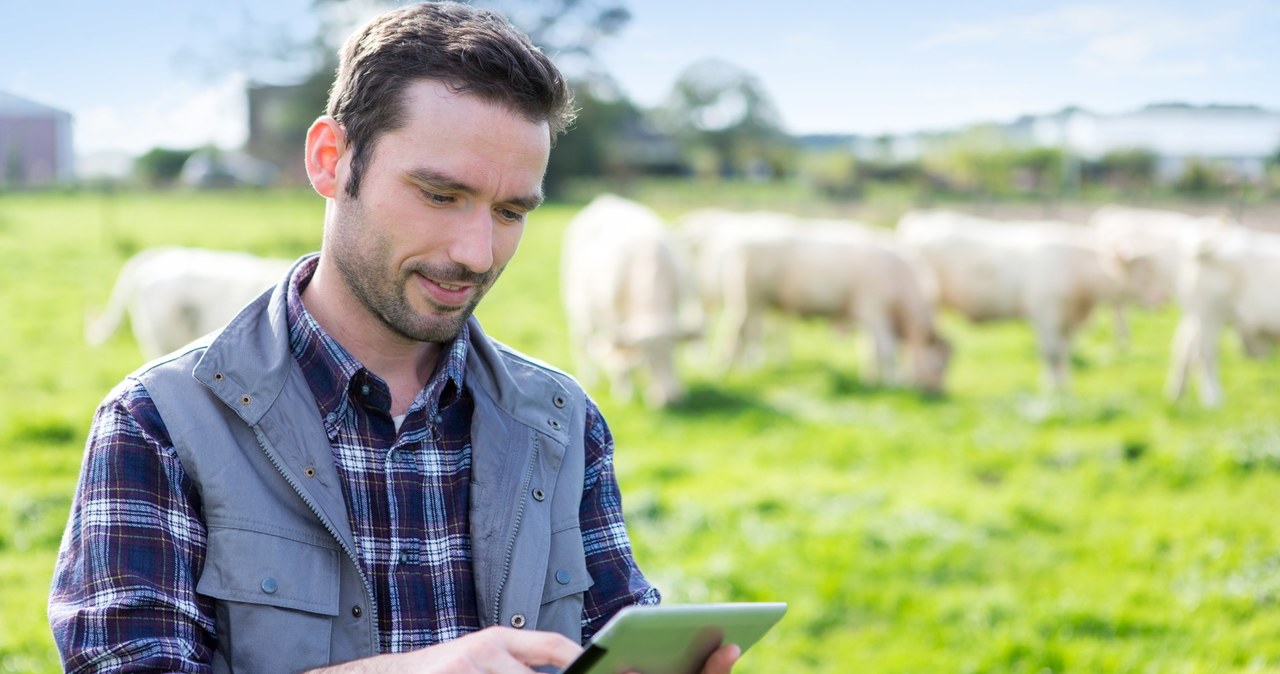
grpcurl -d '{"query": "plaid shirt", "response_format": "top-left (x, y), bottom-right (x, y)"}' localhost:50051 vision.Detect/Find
top-left (50, 257), bottom-right (659, 673)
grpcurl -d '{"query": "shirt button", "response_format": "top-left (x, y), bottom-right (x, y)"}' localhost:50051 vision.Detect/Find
top-left (510, 614), bottom-right (527, 629)
top-left (555, 569), bottom-right (571, 585)
top-left (433, 414), bottom-right (444, 425)
top-left (261, 577), bottom-right (278, 594)
top-left (398, 551), bottom-right (411, 565)
top-left (351, 604), bottom-right (363, 618)
top-left (360, 384), bottom-right (371, 396)
top-left (325, 412), bottom-right (337, 424)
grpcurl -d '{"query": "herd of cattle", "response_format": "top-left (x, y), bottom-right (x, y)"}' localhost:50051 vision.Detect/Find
top-left (85, 195), bottom-right (1280, 409)
top-left (560, 195), bottom-right (1279, 408)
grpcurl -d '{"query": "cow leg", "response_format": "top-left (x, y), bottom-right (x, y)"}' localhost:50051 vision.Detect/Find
top-left (1112, 301), bottom-right (1130, 353)
top-left (642, 339), bottom-right (684, 409)
top-left (719, 297), bottom-right (761, 372)
top-left (1032, 317), bottom-right (1071, 392)
top-left (858, 311), bottom-right (896, 387)
top-left (1195, 317), bottom-right (1224, 408)
top-left (571, 328), bottom-right (601, 387)
top-left (603, 348), bottom-right (637, 404)
top-left (1165, 315), bottom-right (1198, 402)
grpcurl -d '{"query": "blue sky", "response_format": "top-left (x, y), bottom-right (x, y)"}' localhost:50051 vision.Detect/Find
top-left (2, 0), bottom-right (1277, 158)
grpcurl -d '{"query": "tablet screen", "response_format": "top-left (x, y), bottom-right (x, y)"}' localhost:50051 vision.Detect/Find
top-left (562, 602), bottom-right (787, 674)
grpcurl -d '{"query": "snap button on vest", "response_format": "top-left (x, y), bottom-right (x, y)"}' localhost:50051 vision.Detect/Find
top-left (555, 569), bottom-right (571, 585)
top-left (552, 394), bottom-right (566, 408)
top-left (261, 577), bottom-right (278, 594)
top-left (351, 604), bottom-right (363, 618)
top-left (547, 418), bottom-right (561, 431)
top-left (510, 614), bottom-right (527, 629)
top-left (240, 394), bottom-right (252, 406)
top-left (532, 488), bottom-right (545, 502)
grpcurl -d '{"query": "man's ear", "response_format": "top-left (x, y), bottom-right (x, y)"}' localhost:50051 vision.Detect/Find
top-left (305, 116), bottom-right (345, 199)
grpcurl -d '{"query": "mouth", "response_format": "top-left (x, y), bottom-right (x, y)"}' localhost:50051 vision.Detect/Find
top-left (415, 272), bottom-right (475, 309)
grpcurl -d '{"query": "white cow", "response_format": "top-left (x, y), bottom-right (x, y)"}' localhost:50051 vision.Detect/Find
top-left (676, 208), bottom-right (799, 365)
top-left (1167, 226), bottom-right (1280, 407)
top-left (717, 224), bottom-right (952, 393)
top-left (86, 247), bottom-right (294, 359)
top-left (1089, 204), bottom-right (1233, 348)
top-left (897, 209), bottom-right (1128, 391)
top-left (560, 194), bottom-right (702, 408)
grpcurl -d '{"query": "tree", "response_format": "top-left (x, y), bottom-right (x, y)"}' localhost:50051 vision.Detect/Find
top-left (133, 148), bottom-right (198, 188)
top-left (656, 59), bottom-right (790, 179)
top-left (234, 0), bottom-right (634, 187)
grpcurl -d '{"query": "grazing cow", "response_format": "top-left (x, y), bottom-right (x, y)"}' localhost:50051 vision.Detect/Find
top-left (86, 247), bottom-right (293, 359)
top-left (897, 209), bottom-right (1128, 391)
top-left (1166, 226), bottom-right (1280, 407)
top-left (676, 208), bottom-right (799, 365)
top-left (717, 224), bottom-right (952, 393)
top-left (560, 194), bottom-right (701, 408)
top-left (1089, 204), bottom-right (1232, 348)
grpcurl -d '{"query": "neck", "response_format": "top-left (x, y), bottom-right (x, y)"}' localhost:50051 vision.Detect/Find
top-left (302, 258), bottom-right (441, 417)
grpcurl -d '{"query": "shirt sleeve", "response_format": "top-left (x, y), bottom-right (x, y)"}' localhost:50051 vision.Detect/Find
top-left (577, 397), bottom-right (661, 641)
top-left (49, 379), bottom-right (216, 674)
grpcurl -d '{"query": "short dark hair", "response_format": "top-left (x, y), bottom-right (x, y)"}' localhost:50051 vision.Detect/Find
top-left (326, 1), bottom-right (576, 198)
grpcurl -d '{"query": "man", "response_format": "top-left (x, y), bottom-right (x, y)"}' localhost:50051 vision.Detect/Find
top-left (49, 3), bottom-right (740, 672)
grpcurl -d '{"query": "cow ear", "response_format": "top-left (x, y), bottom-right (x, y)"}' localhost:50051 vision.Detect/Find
top-left (305, 116), bottom-right (346, 199)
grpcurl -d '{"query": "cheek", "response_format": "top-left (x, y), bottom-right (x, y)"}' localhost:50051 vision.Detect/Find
top-left (492, 225), bottom-right (525, 267)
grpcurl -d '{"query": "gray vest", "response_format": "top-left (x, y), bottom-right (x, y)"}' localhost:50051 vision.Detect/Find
top-left (136, 261), bottom-right (592, 673)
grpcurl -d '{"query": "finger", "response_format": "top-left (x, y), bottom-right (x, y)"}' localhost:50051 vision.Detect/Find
top-left (500, 628), bottom-right (583, 668)
top-left (700, 643), bottom-right (742, 674)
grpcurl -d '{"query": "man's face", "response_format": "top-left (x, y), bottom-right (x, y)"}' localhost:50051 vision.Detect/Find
top-left (326, 79), bottom-right (550, 344)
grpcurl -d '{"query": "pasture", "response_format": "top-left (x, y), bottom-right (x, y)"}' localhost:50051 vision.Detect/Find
top-left (2, 188), bottom-right (1279, 672)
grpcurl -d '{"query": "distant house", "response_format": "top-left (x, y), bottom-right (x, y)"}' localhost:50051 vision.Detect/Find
top-left (244, 80), bottom-right (328, 186)
top-left (1028, 104), bottom-right (1280, 183)
top-left (0, 91), bottom-right (74, 186)
top-left (840, 103), bottom-right (1280, 185)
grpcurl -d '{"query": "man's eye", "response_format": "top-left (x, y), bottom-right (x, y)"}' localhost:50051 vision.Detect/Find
top-left (422, 191), bottom-right (454, 204)
top-left (498, 208), bottom-right (524, 222)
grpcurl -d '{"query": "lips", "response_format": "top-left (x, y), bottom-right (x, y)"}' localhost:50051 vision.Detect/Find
top-left (415, 272), bottom-right (473, 308)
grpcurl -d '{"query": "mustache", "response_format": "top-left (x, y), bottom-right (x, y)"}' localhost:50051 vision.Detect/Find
top-left (406, 262), bottom-right (494, 286)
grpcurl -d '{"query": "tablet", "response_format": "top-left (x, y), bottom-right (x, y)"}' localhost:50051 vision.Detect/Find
top-left (561, 602), bottom-right (787, 674)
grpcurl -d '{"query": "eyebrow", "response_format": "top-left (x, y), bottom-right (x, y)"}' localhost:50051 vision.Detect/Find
top-left (406, 167), bottom-right (544, 212)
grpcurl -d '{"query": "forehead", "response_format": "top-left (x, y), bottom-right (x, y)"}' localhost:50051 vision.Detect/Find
top-left (373, 80), bottom-right (551, 191)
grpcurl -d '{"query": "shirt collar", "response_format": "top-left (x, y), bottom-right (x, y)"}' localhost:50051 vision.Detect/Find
top-left (285, 256), bottom-right (469, 434)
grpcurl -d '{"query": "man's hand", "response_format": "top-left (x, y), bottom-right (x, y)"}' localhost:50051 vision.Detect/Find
top-left (700, 643), bottom-right (741, 674)
top-left (309, 626), bottom-right (582, 673)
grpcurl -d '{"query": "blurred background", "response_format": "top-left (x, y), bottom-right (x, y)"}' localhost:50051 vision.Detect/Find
top-left (3, 0), bottom-right (1279, 209)
top-left (3, 1), bottom-right (1280, 673)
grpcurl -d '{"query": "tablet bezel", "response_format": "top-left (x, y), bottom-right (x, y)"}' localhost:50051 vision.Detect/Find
top-left (562, 602), bottom-right (787, 674)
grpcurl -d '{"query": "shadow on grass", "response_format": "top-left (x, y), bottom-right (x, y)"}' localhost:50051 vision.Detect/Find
top-left (664, 381), bottom-right (775, 418)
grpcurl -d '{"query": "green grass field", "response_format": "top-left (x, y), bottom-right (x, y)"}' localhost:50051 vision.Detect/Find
top-left (2, 189), bottom-right (1278, 672)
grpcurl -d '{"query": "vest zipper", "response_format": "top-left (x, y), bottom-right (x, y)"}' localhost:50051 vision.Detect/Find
top-left (253, 428), bottom-right (379, 644)
top-left (492, 439), bottom-right (540, 626)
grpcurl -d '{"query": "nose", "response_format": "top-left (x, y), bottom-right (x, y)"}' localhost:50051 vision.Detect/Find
top-left (447, 207), bottom-right (495, 274)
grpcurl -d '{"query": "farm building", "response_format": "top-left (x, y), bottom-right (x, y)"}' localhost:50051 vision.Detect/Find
top-left (1023, 104), bottom-right (1280, 183)
top-left (0, 91), bottom-right (74, 187)
top-left (846, 103), bottom-right (1280, 185)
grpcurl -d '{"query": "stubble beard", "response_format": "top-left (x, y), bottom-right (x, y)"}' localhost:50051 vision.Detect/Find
top-left (331, 214), bottom-right (501, 344)
top-left (341, 256), bottom-right (500, 344)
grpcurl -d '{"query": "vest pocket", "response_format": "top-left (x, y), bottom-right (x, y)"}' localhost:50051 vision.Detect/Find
top-left (198, 525), bottom-right (340, 672)
top-left (539, 525), bottom-right (593, 643)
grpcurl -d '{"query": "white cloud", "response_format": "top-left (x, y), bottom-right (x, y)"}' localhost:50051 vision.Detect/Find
top-left (74, 73), bottom-right (249, 157)
top-left (918, 3), bottom-right (1247, 74)
top-left (913, 23), bottom-right (1003, 49)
